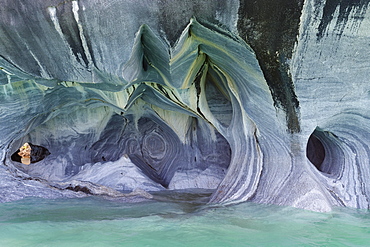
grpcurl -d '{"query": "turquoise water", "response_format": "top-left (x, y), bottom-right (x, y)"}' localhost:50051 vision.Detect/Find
top-left (0, 193), bottom-right (369, 246)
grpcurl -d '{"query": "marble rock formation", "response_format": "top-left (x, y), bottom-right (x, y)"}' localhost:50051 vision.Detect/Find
top-left (0, 0), bottom-right (370, 211)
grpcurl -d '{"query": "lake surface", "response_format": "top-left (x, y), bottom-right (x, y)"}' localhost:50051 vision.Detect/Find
top-left (0, 191), bottom-right (369, 246)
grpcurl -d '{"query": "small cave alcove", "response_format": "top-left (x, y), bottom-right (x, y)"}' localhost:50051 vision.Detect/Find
top-left (11, 142), bottom-right (50, 165)
top-left (306, 130), bottom-right (326, 171)
top-left (306, 128), bottom-right (343, 177)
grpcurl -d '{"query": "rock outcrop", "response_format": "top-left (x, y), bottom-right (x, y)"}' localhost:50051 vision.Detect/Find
top-left (0, 0), bottom-right (369, 211)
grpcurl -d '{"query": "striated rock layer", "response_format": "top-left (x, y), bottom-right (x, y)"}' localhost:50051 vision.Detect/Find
top-left (0, 0), bottom-right (369, 211)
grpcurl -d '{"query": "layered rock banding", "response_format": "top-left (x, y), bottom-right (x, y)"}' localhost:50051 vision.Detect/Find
top-left (0, 0), bottom-right (370, 211)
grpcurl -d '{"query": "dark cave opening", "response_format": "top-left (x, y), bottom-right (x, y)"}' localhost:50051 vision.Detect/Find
top-left (306, 131), bottom-right (326, 171)
top-left (11, 142), bottom-right (50, 164)
top-left (306, 128), bottom-right (344, 177)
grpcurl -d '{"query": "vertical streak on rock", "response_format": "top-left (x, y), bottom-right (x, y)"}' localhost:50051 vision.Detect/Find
top-left (52, 1), bottom-right (89, 68)
top-left (71, 1), bottom-right (93, 70)
top-left (316, 0), bottom-right (369, 40)
top-left (237, 0), bottom-right (304, 133)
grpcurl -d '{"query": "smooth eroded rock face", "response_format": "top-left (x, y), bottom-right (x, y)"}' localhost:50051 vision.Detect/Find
top-left (0, 0), bottom-right (370, 211)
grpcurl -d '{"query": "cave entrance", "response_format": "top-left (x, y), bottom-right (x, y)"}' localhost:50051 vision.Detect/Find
top-left (11, 142), bottom-right (50, 165)
top-left (306, 127), bottom-right (343, 177)
top-left (306, 130), bottom-right (326, 171)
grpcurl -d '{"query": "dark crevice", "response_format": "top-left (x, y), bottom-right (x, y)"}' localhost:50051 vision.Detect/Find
top-left (194, 61), bottom-right (207, 120)
top-left (156, 84), bottom-right (171, 99)
top-left (306, 132), bottom-right (326, 169)
top-left (65, 185), bottom-right (92, 194)
top-left (142, 55), bottom-right (149, 71)
top-left (237, 0), bottom-right (303, 133)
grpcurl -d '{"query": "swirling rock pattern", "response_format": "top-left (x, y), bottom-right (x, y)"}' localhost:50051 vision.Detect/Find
top-left (0, 0), bottom-right (370, 211)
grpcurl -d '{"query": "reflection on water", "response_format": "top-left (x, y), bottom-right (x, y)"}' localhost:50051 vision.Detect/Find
top-left (0, 190), bottom-right (369, 246)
